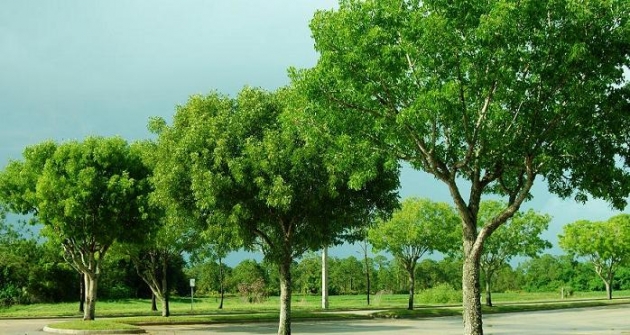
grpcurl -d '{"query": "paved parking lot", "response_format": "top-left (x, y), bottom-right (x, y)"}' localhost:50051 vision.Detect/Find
top-left (3, 305), bottom-right (630, 335)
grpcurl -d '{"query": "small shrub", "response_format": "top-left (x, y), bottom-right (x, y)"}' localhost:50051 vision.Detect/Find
top-left (417, 283), bottom-right (462, 304)
top-left (237, 278), bottom-right (267, 303)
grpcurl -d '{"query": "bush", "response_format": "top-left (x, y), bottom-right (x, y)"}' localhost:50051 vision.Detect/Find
top-left (417, 283), bottom-right (462, 304)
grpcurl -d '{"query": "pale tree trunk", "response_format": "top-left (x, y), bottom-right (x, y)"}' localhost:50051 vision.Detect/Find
top-left (406, 263), bottom-right (415, 310)
top-left (484, 268), bottom-right (493, 307)
top-left (83, 273), bottom-right (98, 321)
top-left (151, 293), bottom-right (157, 311)
top-left (605, 279), bottom-right (613, 300)
top-left (462, 242), bottom-right (483, 335)
top-left (322, 246), bottom-right (329, 309)
top-left (595, 265), bottom-right (614, 300)
top-left (278, 255), bottom-right (293, 335)
top-left (78, 273), bottom-right (85, 313)
top-left (485, 276), bottom-right (492, 307)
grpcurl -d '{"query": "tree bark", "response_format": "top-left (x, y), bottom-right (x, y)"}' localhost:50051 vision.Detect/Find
top-left (151, 293), bottom-right (157, 311)
top-left (161, 256), bottom-right (170, 317)
top-left (278, 255), bottom-right (293, 335)
top-left (485, 276), bottom-right (492, 307)
top-left (78, 273), bottom-right (85, 313)
top-left (605, 280), bottom-right (612, 300)
top-left (462, 250), bottom-right (483, 335)
top-left (83, 273), bottom-right (98, 321)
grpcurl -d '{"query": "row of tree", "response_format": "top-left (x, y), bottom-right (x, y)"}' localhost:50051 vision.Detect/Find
top-left (1, 1), bottom-right (628, 334)
top-left (3, 197), bottom-right (630, 309)
top-left (4, 218), bottom-right (630, 309)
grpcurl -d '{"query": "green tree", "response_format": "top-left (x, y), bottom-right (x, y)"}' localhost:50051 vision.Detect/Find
top-left (120, 140), bottom-right (205, 317)
top-left (0, 137), bottom-right (154, 320)
top-left (559, 215), bottom-right (630, 299)
top-left (152, 87), bottom-right (399, 335)
top-left (296, 1), bottom-right (630, 333)
top-left (295, 253), bottom-right (322, 295)
top-left (368, 197), bottom-right (460, 310)
top-left (478, 201), bottom-right (551, 306)
top-left (229, 259), bottom-right (269, 303)
top-left (329, 256), bottom-right (365, 295)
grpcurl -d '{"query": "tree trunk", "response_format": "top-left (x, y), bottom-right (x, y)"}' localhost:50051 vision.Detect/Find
top-left (278, 255), bottom-right (293, 335)
top-left (463, 251), bottom-right (483, 335)
top-left (151, 293), bottom-right (157, 311)
top-left (605, 280), bottom-right (612, 300)
top-left (83, 273), bottom-right (98, 321)
top-left (161, 256), bottom-right (170, 317)
top-left (218, 256), bottom-right (225, 309)
top-left (485, 276), bottom-right (492, 307)
top-left (407, 265), bottom-right (415, 310)
top-left (78, 273), bottom-right (85, 313)
top-left (321, 246), bottom-right (329, 309)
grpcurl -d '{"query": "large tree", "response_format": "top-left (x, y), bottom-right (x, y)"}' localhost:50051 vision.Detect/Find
top-left (368, 197), bottom-right (460, 310)
top-left (478, 201), bottom-right (551, 306)
top-left (296, 0), bottom-right (629, 333)
top-left (559, 214), bottom-right (630, 300)
top-left (0, 137), bottom-right (154, 320)
top-left (152, 87), bottom-right (398, 335)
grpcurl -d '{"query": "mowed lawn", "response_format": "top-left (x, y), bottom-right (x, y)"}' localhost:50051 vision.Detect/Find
top-left (1, 290), bottom-right (629, 318)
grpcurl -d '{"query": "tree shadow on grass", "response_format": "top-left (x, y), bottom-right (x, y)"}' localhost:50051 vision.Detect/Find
top-left (204, 320), bottom-right (414, 334)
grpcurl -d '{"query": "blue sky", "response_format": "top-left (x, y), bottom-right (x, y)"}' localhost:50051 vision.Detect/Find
top-left (1, 1), bottom-right (627, 265)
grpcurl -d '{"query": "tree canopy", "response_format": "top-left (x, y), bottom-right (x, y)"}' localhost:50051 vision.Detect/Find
top-left (151, 86), bottom-right (399, 335)
top-left (478, 201), bottom-right (551, 306)
top-left (296, 0), bottom-right (629, 333)
top-left (559, 214), bottom-right (630, 300)
top-left (0, 136), bottom-right (154, 320)
top-left (369, 197), bottom-right (460, 309)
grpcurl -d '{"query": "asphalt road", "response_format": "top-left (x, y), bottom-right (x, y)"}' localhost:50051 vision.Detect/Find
top-left (3, 305), bottom-right (630, 335)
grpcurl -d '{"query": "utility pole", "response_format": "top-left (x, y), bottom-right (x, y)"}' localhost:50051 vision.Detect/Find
top-left (322, 246), bottom-right (329, 309)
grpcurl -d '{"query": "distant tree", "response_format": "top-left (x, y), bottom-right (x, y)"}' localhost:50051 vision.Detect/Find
top-left (297, 0), bottom-right (630, 333)
top-left (230, 259), bottom-right (268, 303)
top-left (478, 201), bottom-right (551, 306)
top-left (0, 137), bottom-right (154, 320)
top-left (151, 87), bottom-right (399, 335)
top-left (330, 256), bottom-right (365, 295)
top-left (295, 253), bottom-right (322, 295)
top-left (368, 197), bottom-right (460, 310)
top-left (559, 215), bottom-right (630, 299)
top-left (186, 259), bottom-right (232, 297)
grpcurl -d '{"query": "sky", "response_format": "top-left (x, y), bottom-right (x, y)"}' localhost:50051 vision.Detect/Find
top-left (1, 1), bottom-right (628, 265)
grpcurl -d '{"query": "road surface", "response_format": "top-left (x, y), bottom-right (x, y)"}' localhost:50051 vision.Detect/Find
top-left (2, 305), bottom-right (629, 335)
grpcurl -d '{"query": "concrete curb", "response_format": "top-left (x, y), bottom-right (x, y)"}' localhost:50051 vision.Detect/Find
top-left (43, 325), bottom-right (145, 334)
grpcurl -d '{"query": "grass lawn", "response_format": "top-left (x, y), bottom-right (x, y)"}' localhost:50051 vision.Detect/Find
top-left (1, 290), bottom-right (629, 323)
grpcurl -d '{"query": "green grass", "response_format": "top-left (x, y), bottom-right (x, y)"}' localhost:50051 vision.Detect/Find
top-left (5, 291), bottom-right (630, 332)
top-left (1, 290), bottom-right (629, 319)
top-left (47, 320), bottom-right (141, 331)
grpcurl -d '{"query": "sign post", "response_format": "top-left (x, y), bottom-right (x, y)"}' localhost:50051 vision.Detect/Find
top-left (190, 278), bottom-right (196, 312)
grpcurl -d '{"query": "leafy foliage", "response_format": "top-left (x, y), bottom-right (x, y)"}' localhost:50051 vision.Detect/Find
top-left (559, 214), bottom-right (630, 299)
top-left (152, 86), bottom-right (399, 334)
top-left (0, 136), bottom-right (155, 319)
top-left (297, 0), bottom-right (629, 332)
top-left (369, 197), bottom-right (460, 309)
